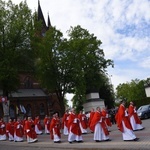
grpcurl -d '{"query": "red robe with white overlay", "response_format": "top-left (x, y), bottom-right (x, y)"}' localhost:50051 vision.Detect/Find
top-left (50, 117), bottom-right (61, 140)
top-left (101, 109), bottom-right (112, 127)
top-left (90, 111), bottom-right (109, 136)
top-left (6, 122), bottom-right (14, 139)
top-left (25, 120), bottom-right (37, 139)
top-left (116, 104), bottom-right (133, 132)
top-left (78, 113), bottom-right (88, 130)
top-left (14, 121), bottom-right (24, 138)
top-left (68, 112), bottom-right (82, 136)
top-left (128, 104), bottom-right (142, 124)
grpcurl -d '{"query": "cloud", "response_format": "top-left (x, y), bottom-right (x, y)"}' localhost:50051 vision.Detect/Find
top-left (10, 0), bottom-right (150, 90)
top-left (140, 57), bottom-right (150, 69)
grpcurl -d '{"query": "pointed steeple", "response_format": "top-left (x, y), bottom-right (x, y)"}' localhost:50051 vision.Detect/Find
top-left (38, 0), bottom-right (46, 28)
top-left (47, 13), bottom-right (51, 29)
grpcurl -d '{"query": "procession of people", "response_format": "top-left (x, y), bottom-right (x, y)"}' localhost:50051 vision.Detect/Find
top-left (0, 101), bottom-right (145, 144)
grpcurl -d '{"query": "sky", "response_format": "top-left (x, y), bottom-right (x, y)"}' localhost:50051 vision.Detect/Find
top-left (10, 0), bottom-right (150, 100)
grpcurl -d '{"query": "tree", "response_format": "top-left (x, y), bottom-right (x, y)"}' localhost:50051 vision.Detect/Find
top-left (36, 26), bottom-right (72, 116)
top-left (36, 25), bottom-right (113, 115)
top-left (99, 74), bottom-right (115, 109)
top-left (67, 26), bottom-right (113, 111)
top-left (116, 79), bottom-right (146, 103)
top-left (0, 0), bottom-right (36, 97)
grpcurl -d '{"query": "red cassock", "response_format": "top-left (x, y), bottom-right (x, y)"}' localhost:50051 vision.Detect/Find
top-left (50, 117), bottom-right (61, 140)
top-left (0, 121), bottom-right (6, 135)
top-left (78, 113), bottom-right (88, 129)
top-left (34, 118), bottom-right (42, 130)
top-left (116, 104), bottom-right (132, 132)
top-left (62, 113), bottom-right (69, 129)
top-left (6, 122), bottom-right (14, 137)
top-left (23, 119), bottom-right (27, 136)
top-left (25, 120), bottom-right (37, 139)
top-left (101, 109), bottom-right (112, 127)
top-left (90, 111), bottom-right (109, 136)
top-left (14, 121), bottom-right (24, 138)
top-left (128, 105), bottom-right (142, 124)
top-left (44, 117), bottom-right (48, 125)
top-left (44, 117), bottom-right (50, 128)
top-left (68, 113), bottom-right (82, 136)
top-left (88, 111), bottom-right (95, 127)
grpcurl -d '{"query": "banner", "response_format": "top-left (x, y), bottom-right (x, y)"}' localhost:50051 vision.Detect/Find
top-left (2, 100), bottom-right (9, 116)
top-left (20, 104), bottom-right (26, 114)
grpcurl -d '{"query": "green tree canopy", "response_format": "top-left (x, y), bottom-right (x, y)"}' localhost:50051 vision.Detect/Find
top-left (0, 0), bottom-right (36, 96)
top-left (116, 79), bottom-right (146, 103)
top-left (36, 25), bottom-right (113, 115)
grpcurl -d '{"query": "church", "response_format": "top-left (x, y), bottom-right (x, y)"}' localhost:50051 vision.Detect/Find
top-left (0, 1), bottom-right (61, 120)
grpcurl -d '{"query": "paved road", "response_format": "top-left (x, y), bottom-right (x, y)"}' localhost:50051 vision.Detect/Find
top-left (0, 118), bottom-right (150, 150)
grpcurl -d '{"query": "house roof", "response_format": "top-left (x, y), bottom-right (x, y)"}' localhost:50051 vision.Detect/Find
top-left (11, 89), bottom-right (47, 98)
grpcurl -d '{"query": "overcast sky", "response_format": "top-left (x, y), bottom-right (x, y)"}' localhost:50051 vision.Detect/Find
top-left (10, 0), bottom-right (150, 99)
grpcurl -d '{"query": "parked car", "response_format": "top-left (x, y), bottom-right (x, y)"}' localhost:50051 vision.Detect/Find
top-left (137, 104), bottom-right (150, 119)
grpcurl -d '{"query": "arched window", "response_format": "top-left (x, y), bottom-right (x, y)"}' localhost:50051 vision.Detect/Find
top-left (40, 103), bottom-right (45, 115)
top-left (26, 104), bottom-right (32, 117)
top-left (9, 105), bottom-right (15, 119)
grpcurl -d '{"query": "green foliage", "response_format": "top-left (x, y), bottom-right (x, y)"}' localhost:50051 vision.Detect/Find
top-left (116, 79), bottom-right (146, 103)
top-left (0, 0), bottom-right (36, 96)
top-left (126, 97), bottom-right (150, 109)
top-left (36, 25), bottom-right (113, 114)
top-left (67, 26), bottom-right (114, 110)
top-left (99, 74), bottom-right (115, 109)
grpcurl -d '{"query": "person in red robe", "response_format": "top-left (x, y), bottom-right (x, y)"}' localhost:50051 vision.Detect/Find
top-left (13, 118), bottom-right (16, 125)
top-left (90, 107), bottom-right (110, 142)
top-left (67, 108), bottom-right (83, 143)
top-left (88, 108), bottom-right (95, 132)
top-left (25, 117), bottom-right (37, 143)
top-left (23, 117), bottom-right (27, 137)
top-left (0, 118), bottom-right (6, 141)
top-left (34, 116), bottom-right (42, 135)
top-left (128, 102), bottom-right (144, 131)
top-left (101, 107), bottom-right (112, 131)
top-left (6, 118), bottom-right (14, 141)
top-left (44, 115), bottom-right (50, 134)
top-left (14, 118), bottom-right (24, 142)
top-left (50, 113), bottom-right (61, 143)
top-left (78, 110), bottom-right (88, 134)
top-left (62, 110), bottom-right (69, 135)
top-left (116, 101), bottom-right (138, 141)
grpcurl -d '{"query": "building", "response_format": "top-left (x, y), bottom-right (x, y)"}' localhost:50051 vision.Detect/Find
top-left (0, 1), bottom-right (61, 121)
top-left (144, 83), bottom-right (150, 97)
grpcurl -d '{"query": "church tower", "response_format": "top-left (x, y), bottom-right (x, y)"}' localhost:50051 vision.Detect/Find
top-left (38, 0), bottom-right (51, 36)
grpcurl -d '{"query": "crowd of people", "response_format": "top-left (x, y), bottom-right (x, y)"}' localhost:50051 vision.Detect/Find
top-left (0, 101), bottom-right (145, 144)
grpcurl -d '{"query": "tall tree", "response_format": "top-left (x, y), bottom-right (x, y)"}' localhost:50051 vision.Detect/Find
top-left (68, 26), bottom-right (113, 110)
top-left (36, 25), bottom-right (113, 115)
top-left (0, 0), bottom-right (36, 97)
top-left (116, 79), bottom-right (146, 103)
top-left (36, 27), bottom-right (72, 116)
top-left (99, 74), bottom-right (115, 109)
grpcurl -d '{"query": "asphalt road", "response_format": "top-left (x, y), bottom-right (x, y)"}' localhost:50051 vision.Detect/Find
top-left (0, 118), bottom-right (150, 150)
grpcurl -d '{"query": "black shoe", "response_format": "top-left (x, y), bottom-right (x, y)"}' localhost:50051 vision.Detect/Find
top-left (124, 140), bottom-right (134, 141)
top-left (78, 140), bottom-right (83, 143)
top-left (69, 141), bottom-right (72, 144)
top-left (134, 138), bottom-right (139, 141)
top-left (140, 127), bottom-right (145, 130)
top-left (105, 139), bottom-right (111, 141)
top-left (54, 141), bottom-right (61, 143)
top-left (95, 140), bottom-right (100, 142)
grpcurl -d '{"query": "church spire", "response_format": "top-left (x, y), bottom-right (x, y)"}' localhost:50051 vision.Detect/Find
top-left (47, 12), bottom-right (51, 29)
top-left (38, 0), bottom-right (46, 28)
